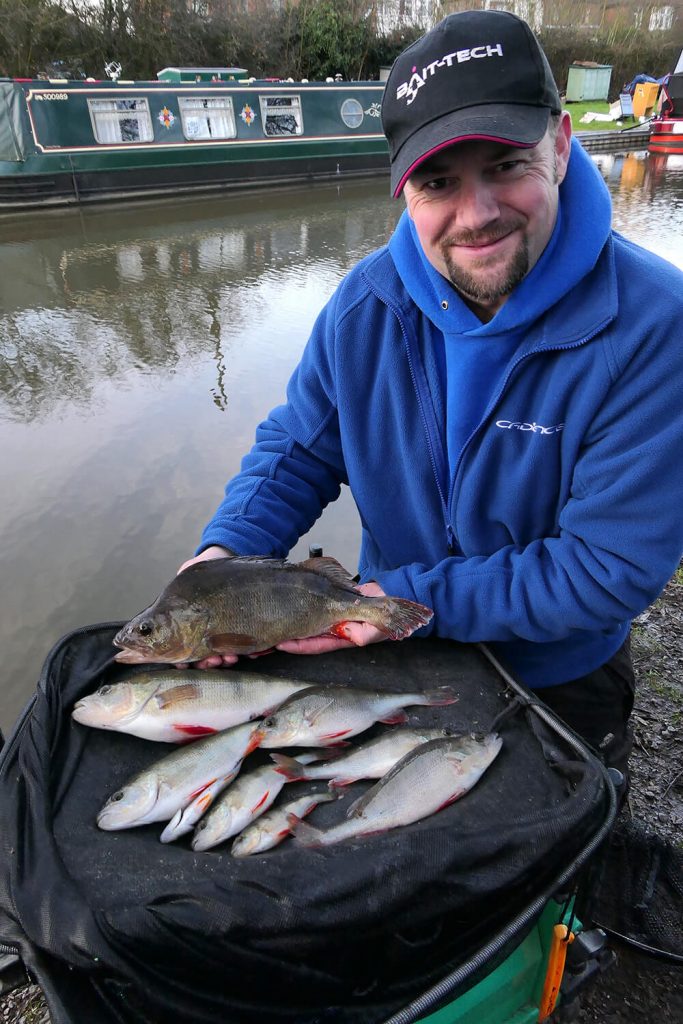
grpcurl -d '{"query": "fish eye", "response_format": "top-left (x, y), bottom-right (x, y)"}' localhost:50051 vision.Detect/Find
top-left (98, 685), bottom-right (113, 695)
top-left (263, 717), bottom-right (274, 728)
top-left (196, 821), bottom-right (206, 832)
top-left (111, 791), bottom-right (124, 802)
top-left (137, 621), bottom-right (153, 637)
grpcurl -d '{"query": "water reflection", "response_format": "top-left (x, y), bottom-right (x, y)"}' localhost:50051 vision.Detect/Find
top-left (0, 185), bottom-right (400, 424)
top-left (591, 151), bottom-right (683, 265)
top-left (0, 154), bottom-right (682, 731)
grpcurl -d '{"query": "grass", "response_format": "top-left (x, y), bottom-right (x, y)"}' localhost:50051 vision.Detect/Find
top-left (563, 99), bottom-right (642, 132)
top-left (644, 672), bottom-right (683, 705)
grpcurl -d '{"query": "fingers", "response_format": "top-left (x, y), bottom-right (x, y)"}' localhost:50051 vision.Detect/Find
top-left (276, 621), bottom-right (386, 654)
top-left (177, 546), bottom-right (235, 576)
top-left (355, 581), bottom-right (386, 598)
top-left (174, 654), bottom-right (239, 670)
top-left (277, 636), bottom-right (356, 655)
top-left (333, 621), bottom-right (386, 646)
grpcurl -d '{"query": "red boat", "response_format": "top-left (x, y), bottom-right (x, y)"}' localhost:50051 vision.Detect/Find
top-left (649, 52), bottom-right (683, 155)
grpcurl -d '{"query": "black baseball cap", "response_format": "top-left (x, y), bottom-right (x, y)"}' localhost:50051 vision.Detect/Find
top-left (382, 10), bottom-right (562, 197)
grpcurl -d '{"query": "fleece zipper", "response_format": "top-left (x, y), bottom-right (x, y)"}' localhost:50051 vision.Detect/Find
top-left (364, 280), bottom-right (457, 557)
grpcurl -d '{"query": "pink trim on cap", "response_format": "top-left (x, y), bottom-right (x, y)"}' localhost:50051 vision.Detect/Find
top-left (393, 135), bottom-right (536, 198)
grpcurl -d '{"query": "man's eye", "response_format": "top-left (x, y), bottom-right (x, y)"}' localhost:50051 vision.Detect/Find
top-left (424, 177), bottom-right (450, 192)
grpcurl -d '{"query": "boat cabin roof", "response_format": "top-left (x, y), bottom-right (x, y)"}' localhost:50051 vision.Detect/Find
top-left (157, 67), bottom-right (249, 83)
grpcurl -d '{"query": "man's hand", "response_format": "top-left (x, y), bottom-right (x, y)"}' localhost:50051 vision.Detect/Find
top-left (276, 581), bottom-right (388, 655)
top-left (176, 546), bottom-right (238, 668)
top-left (177, 545), bottom-right (234, 576)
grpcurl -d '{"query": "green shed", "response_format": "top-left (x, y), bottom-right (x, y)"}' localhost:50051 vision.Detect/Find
top-left (565, 63), bottom-right (612, 102)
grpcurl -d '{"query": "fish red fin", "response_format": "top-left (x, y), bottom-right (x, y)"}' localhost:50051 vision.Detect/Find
top-left (207, 632), bottom-right (259, 654)
top-left (378, 710), bottom-right (409, 725)
top-left (188, 778), bottom-right (218, 802)
top-left (320, 728), bottom-right (354, 739)
top-left (172, 724), bottom-right (218, 737)
top-left (437, 789), bottom-right (466, 811)
top-left (245, 732), bottom-right (263, 755)
top-left (328, 777), bottom-right (355, 788)
top-left (270, 754), bottom-right (308, 781)
top-left (251, 790), bottom-right (270, 813)
top-left (288, 813), bottom-right (324, 847)
top-left (155, 683), bottom-right (201, 709)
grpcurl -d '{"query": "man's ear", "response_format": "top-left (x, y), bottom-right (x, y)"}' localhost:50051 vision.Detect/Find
top-left (555, 111), bottom-right (572, 185)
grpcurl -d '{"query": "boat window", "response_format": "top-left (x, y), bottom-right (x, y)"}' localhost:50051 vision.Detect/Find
top-left (88, 98), bottom-right (154, 144)
top-left (340, 98), bottom-right (364, 129)
top-left (259, 95), bottom-right (303, 137)
top-left (178, 96), bottom-right (236, 140)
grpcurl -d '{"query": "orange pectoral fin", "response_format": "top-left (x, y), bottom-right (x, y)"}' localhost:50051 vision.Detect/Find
top-left (172, 724), bottom-right (218, 737)
top-left (245, 731), bottom-right (263, 755)
top-left (378, 710), bottom-right (408, 725)
top-left (251, 790), bottom-right (270, 813)
top-left (320, 728), bottom-right (354, 740)
top-left (188, 778), bottom-right (218, 802)
top-left (437, 789), bottom-right (466, 811)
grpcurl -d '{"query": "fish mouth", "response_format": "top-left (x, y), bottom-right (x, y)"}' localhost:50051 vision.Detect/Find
top-left (113, 648), bottom-right (155, 665)
top-left (72, 700), bottom-right (109, 726)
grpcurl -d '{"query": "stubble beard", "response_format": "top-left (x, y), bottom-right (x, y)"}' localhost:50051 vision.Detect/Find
top-left (440, 232), bottom-right (530, 307)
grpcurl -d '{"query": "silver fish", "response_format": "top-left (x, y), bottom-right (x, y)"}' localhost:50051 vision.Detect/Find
top-left (253, 685), bottom-right (458, 748)
top-left (72, 669), bottom-right (314, 743)
top-left (190, 751), bottom-right (317, 851)
top-left (231, 789), bottom-right (337, 858)
top-left (291, 733), bottom-right (502, 847)
top-left (96, 721), bottom-right (261, 831)
top-left (271, 727), bottom-right (453, 785)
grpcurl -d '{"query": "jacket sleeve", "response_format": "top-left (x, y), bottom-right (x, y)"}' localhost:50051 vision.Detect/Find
top-left (198, 295), bottom-right (347, 557)
top-left (372, 305), bottom-right (683, 643)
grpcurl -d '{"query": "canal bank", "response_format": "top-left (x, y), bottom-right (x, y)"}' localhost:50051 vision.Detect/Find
top-left (575, 126), bottom-right (651, 151)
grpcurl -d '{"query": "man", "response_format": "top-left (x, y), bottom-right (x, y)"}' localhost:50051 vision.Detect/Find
top-left (182, 11), bottom-right (683, 780)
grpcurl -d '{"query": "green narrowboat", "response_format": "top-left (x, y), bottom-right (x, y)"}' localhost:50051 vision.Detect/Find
top-left (0, 69), bottom-right (388, 210)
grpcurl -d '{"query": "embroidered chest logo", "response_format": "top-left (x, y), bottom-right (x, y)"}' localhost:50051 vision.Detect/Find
top-left (396, 44), bottom-right (504, 106)
top-left (496, 420), bottom-right (565, 435)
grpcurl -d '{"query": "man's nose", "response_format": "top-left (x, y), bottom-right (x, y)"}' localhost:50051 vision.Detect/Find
top-left (455, 178), bottom-right (500, 231)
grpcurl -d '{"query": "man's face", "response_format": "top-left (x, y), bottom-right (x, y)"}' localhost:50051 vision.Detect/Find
top-left (403, 113), bottom-right (572, 319)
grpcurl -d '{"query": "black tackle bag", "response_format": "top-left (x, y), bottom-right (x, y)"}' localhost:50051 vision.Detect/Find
top-left (0, 624), bottom-right (615, 1024)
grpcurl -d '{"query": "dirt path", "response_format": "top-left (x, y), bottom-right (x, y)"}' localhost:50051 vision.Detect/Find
top-left (2, 573), bottom-right (682, 1022)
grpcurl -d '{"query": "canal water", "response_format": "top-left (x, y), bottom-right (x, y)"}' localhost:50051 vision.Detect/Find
top-left (1, 150), bottom-right (681, 732)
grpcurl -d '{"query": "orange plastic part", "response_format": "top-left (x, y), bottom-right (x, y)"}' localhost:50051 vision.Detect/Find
top-left (537, 923), bottom-right (575, 1021)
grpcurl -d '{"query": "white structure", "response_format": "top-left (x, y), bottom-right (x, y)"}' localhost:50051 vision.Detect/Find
top-left (375, 0), bottom-right (436, 34)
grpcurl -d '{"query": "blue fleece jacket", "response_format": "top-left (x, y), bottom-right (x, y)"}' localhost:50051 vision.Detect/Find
top-left (199, 141), bottom-right (683, 688)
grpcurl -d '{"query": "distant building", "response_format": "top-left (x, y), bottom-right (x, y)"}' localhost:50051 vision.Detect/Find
top-left (374, 1), bottom-right (682, 34)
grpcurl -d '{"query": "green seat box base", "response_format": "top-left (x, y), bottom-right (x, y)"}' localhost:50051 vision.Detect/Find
top-left (420, 900), bottom-right (575, 1024)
